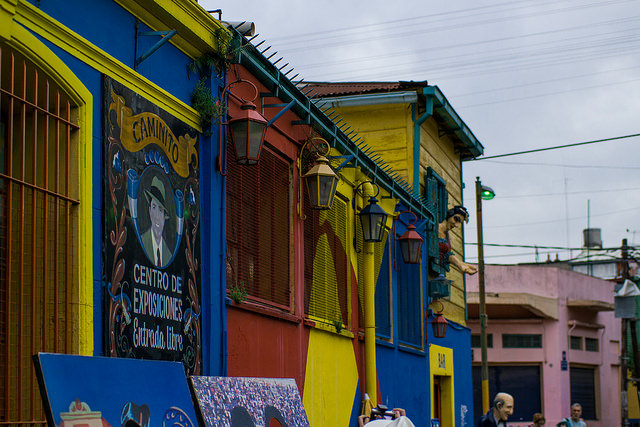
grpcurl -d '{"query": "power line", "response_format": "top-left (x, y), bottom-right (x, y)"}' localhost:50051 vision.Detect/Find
top-left (482, 160), bottom-right (640, 170)
top-left (464, 242), bottom-right (640, 250)
top-left (464, 133), bottom-right (640, 161)
top-left (482, 205), bottom-right (640, 228)
top-left (462, 186), bottom-right (640, 200)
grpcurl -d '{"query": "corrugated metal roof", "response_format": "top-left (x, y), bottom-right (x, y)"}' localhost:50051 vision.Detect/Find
top-left (304, 81), bottom-right (429, 97)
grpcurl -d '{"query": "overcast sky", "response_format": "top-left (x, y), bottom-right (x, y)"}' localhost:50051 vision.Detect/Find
top-left (202, 0), bottom-right (640, 265)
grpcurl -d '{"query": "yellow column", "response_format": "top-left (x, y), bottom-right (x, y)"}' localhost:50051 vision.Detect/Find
top-left (363, 183), bottom-right (377, 404)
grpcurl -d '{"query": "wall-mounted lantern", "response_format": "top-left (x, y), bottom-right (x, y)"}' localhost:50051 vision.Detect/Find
top-left (427, 301), bottom-right (449, 339)
top-left (228, 98), bottom-right (268, 165)
top-left (394, 211), bottom-right (423, 264)
top-left (354, 181), bottom-right (388, 243)
top-left (217, 79), bottom-right (268, 173)
top-left (224, 79), bottom-right (268, 166)
top-left (432, 311), bottom-right (449, 338)
top-left (299, 138), bottom-right (339, 210)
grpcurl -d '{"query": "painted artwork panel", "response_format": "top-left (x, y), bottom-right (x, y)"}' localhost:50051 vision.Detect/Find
top-left (102, 76), bottom-right (201, 374)
top-left (190, 376), bottom-right (311, 427)
top-left (34, 353), bottom-right (197, 427)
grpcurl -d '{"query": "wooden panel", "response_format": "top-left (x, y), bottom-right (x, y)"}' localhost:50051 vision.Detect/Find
top-left (227, 307), bottom-right (309, 392)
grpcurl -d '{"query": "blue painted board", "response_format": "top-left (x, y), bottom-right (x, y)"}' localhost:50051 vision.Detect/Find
top-left (34, 353), bottom-right (197, 427)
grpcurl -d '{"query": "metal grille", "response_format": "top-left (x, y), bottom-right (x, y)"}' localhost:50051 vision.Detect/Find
top-left (502, 334), bottom-right (543, 348)
top-left (226, 143), bottom-right (291, 309)
top-left (303, 195), bottom-right (349, 326)
top-left (0, 44), bottom-right (80, 425)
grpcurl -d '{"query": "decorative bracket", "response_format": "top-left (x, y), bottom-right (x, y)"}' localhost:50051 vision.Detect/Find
top-left (134, 20), bottom-right (178, 70)
top-left (263, 100), bottom-right (296, 127)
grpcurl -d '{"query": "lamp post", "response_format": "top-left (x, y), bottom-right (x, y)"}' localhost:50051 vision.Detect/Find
top-left (475, 176), bottom-right (495, 414)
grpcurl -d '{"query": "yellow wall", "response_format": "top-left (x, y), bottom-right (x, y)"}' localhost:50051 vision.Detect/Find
top-left (328, 101), bottom-right (467, 324)
top-left (303, 328), bottom-right (360, 427)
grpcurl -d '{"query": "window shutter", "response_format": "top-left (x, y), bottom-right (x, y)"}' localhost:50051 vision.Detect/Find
top-left (304, 195), bottom-right (349, 326)
top-left (425, 167), bottom-right (447, 274)
top-left (227, 144), bottom-right (291, 309)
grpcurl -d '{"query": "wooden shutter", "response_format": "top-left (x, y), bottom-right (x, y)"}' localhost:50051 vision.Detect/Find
top-left (227, 144), bottom-right (291, 309)
top-left (425, 167), bottom-right (447, 275)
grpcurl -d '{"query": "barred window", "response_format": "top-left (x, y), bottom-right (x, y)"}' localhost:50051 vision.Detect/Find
top-left (585, 337), bottom-right (599, 352)
top-left (226, 143), bottom-right (291, 310)
top-left (570, 335), bottom-right (582, 350)
top-left (0, 43), bottom-right (80, 425)
top-left (471, 333), bottom-right (493, 348)
top-left (502, 334), bottom-right (542, 348)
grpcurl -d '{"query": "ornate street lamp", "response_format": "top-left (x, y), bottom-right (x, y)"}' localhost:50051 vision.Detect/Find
top-left (218, 79), bottom-right (268, 168)
top-left (299, 138), bottom-right (339, 210)
top-left (432, 311), bottom-right (449, 339)
top-left (355, 181), bottom-right (388, 243)
top-left (394, 211), bottom-right (423, 264)
top-left (228, 99), bottom-right (268, 165)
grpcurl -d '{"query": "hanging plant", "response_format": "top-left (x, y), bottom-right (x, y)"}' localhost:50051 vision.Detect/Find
top-left (190, 79), bottom-right (226, 136)
top-left (188, 30), bottom-right (248, 134)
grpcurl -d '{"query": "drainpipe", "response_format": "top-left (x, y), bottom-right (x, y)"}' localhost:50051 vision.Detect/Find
top-left (362, 182), bottom-right (378, 404)
top-left (411, 90), bottom-right (434, 195)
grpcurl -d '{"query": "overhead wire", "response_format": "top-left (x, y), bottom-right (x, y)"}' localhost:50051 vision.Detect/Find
top-left (481, 160), bottom-right (640, 170)
top-left (465, 133), bottom-right (640, 161)
top-left (269, 0), bottom-right (636, 52)
top-left (462, 186), bottom-right (640, 200)
top-left (482, 205), bottom-right (640, 228)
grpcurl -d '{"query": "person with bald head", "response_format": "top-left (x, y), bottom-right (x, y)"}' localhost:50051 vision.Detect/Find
top-left (477, 392), bottom-right (514, 427)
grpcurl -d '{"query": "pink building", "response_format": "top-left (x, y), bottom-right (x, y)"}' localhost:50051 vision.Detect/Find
top-left (466, 264), bottom-right (621, 427)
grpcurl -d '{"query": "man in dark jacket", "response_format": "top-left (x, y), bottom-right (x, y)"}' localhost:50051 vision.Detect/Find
top-left (477, 393), bottom-right (514, 427)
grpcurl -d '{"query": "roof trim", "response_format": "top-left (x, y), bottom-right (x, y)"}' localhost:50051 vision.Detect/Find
top-left (423, 86), bottom-right (484, 159)
top-left (319, 91), bottom-right (418, 108)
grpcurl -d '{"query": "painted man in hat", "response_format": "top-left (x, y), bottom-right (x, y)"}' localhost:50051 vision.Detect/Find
top-left (142, 176), bottom-right (172, 267)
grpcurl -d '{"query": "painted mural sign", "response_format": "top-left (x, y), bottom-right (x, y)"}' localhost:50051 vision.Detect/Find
top-left (190, 376), bottom-right (311, 427)
top-left (33, 353), bottom-right (198, 427)
top-left (103, 76), bottom-right (201, 374)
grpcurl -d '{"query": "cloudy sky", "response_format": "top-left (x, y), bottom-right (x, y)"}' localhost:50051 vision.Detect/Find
top-left (202, 0), bottom-right (640, 264)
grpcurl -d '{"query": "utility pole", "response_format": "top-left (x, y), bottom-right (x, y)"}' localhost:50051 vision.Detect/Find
top-left (476, 177), bottom-right (489, 414)
top-left (622, 238), bottom-right (629, 427)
